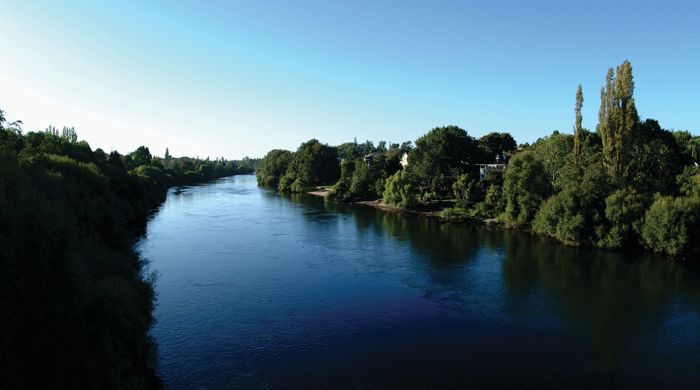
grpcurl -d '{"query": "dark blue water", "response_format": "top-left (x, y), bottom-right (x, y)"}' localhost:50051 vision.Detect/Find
top-left (137, 175), bottom-right (700, 389)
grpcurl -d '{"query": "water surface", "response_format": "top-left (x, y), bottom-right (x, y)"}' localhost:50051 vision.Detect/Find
top-left (137, 175), bottom-right (700, 389)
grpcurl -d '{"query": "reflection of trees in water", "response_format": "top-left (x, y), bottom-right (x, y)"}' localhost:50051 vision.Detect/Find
top-left (501, 233), bottom-right (700, 375)
top-left (278, 192), bottom-right (700, 376)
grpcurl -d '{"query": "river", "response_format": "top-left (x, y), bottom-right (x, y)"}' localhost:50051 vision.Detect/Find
top-left (136, 175), bottom-right (700, 389)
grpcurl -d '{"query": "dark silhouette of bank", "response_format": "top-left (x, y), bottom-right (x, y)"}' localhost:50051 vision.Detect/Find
top-left (0, 113), bottom-right (256, 389)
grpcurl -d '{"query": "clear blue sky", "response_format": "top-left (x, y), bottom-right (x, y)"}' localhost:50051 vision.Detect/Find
top-left (1, 0), bottom-right (697, 159)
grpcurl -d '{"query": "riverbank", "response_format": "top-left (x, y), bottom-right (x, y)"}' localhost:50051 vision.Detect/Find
top-left (306, 188), bottom-right (503, 226)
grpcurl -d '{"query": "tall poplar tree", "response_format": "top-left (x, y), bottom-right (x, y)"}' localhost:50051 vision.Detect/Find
top-left (573, 84), bottom-right (584, 164)
top-left (597, 61), bottom-right (639, 179)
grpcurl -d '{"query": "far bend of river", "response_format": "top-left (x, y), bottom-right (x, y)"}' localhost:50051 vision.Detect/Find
top-left (137, 175), bottom-right (700, 389)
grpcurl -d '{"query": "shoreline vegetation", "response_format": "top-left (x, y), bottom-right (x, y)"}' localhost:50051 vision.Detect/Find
top-left (0, 112), bottom-right (258, 389)
top-left (308, 188), bottom-right (504, 226)
top-left (258, 61), bottom-right (700, 259)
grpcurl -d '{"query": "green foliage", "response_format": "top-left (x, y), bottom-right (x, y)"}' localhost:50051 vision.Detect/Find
top-left (503, 151), bottom-right (550, 226)
top-left (440, 207), bottom-right (476, 222)
top-left (532, 191), bottom-right (589, 246)
top-left (0, 117), bottom-right (250, 388)
top-left (349, 160), bottom-right (375, 199)
top-left (641, 196), bottom-right (700, 257)
top-left (278, 139), bottom-right (340, 192)
top-left (409, 126), bottom-right (482, 197)
top-left (673, 130), bottom-right (700, 162)
top-left (677, 165), bottom-right (700, 197)
top-left (478, 132), bottom-right (516, 160)
top-left (130, 146), bottom-right (152, 167)
top-left (533, 159), bottom-right (612, 246)
top-left (531, 131), bottom-right (573, 188)
top-left (256, 149), bottom-right (293, 187)
top-left (0, 128), bottom-right (166, 389)
top-left (600, 188), bottom-right (649, 248)
top-left (383, 169), bottom-right (419, 209)
top-left (256, 61), bottom-right (699, 258)
top-left (626, 119), bottom-right (684, 194)
top-left (277, 173), bottom-right (296, 192)
top-left (452, 174), bottom-right (481, 208)
top-left (598, 60), bottom-right (639, 180)
top-left (478, 184), bottom-right (506, 218)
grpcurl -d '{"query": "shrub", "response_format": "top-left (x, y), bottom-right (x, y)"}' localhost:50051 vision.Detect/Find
top-left (503, 151), bottom-right (550, 226)
top-left (383, 169), bottom-right (418, 209)
top-left (641, 196), bottom-right (700, 257)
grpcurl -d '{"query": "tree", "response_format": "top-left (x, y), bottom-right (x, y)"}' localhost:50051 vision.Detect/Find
top-left (130, 146), bottom-right (152, 167)
top-left (452, 174), bottom-right (481, 208)
top-left (531, 131), bottom-right (573, 189)
top-left (256, 149), bottom-right (293, 187)
top-left (600, 188), bottom-right (649, 248)
top-left (278, 139), bottom-right (339, 192)
top-left (0, 109), bottom-right (23, 133)
top-left (61, 126), bottom-right (78, 143)
top-left (573, 84), bottom-right (584, 164)
top-left (349, 159), bottom-right (375, 199)
top-left (478, 132), bottom-right (516, 161)
top-left (597, 61), bottom-right (639, 180)
top-left (626, 119), bottom-right (684, 194)
top-left (383, 169), bottom-right (419, 208)
top-left (409, 126), bottom-right (482, 196)
top-left (165, 147), bottom-right (172, 161)
top-left (673, 130), bottom-right (700, 163)
top-left (677, 166), bottom-right (700, 197)
top-left (532, 190), bottom-right (588, 246)
top-left (503, 151), bottom-right (550, 225)
top-left (641, 196), bottom-right (700, 257)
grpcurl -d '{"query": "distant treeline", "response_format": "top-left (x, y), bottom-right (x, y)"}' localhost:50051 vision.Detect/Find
top-left (257, 61), bottom-right (700, 259)
top-left (0, 115), bottom-right (253, 389)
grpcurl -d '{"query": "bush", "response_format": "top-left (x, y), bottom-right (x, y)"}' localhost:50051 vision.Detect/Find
top-left (503, 151), bottom-right (550, 226)
top-left (641, 196), bottom-right (700, 257)
top-left (440, 207), bottom-right (475, 222)
top-left (600, 188), bottom-right (649, 248)
top-left (383, 169), bottom-right (418, 209)
top-left (532, 191), bottom-right (588, 246)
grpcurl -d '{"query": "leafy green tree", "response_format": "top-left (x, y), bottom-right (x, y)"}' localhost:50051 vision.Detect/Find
top-left (478, 132), bottom-right (516, 161)
top-left (531, 131), bottom-right (573, 189)
top-left (597, 60), bottom-right (639, 180)
top-left (534, 156), bottom-right (612, 246)
top-left (641, 196), bottom-right (700, 257)
top-left (532, 191), bottom-right (588, 246)
top-left (61, 126), bottom-right (78, 143)
top-left (383, 169), bottom-right (419, 208)
top-left (600, 188), bottom-right (649, 248)
top-left (336, 142), bottom-right (361, 160)
top-left (130, 146), bottom-right (152, 167)
top-left (279, 139), bottom-right (340, 192)
top-left (673, 130), bottom-right (700, 163)
top-left (480, 183), bottom-right (506, 217)
top-left (452, 174), bottom-right (481, 208)
top-left (409, 126), bottom-right (482, 196)
top-left (256, 149), bottom-right (294, 187)
top-left (348, 159), bottom-right (374, 199)
top-left (503, 151), bottom-right (550, 225)
top-left (0, 109), bottom-right (23, 133)
top-left (677, 165), bottom-right (700, 197)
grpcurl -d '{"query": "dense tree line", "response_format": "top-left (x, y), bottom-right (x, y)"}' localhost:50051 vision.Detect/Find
top-left (257, 61), bottom-right (700, 259)
top-left (0, 113), bottom-right (252, 389)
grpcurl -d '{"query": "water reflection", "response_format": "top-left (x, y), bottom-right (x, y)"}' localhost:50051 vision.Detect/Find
top-left (285, 190), bottom-right (700, 385)
top-left (144, 176), bottom-right (700, 388)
